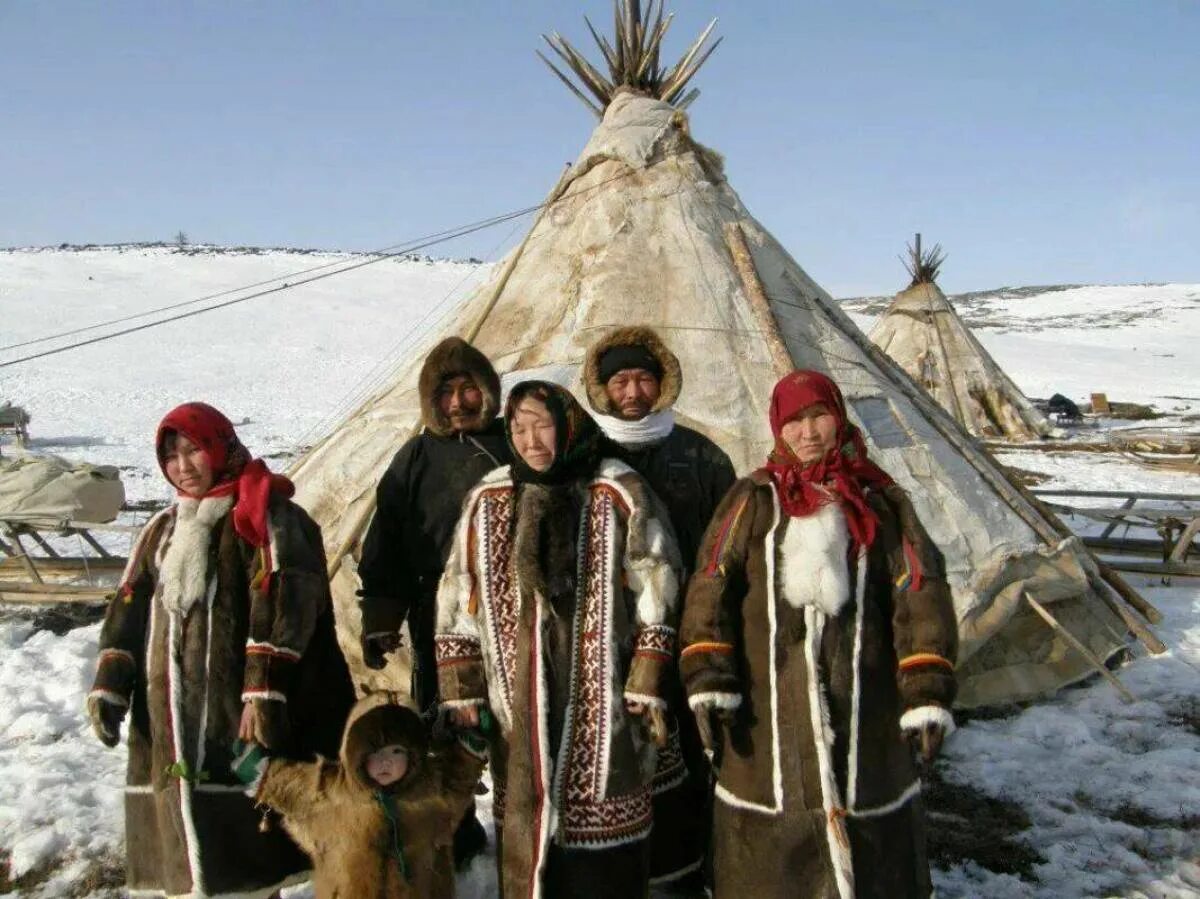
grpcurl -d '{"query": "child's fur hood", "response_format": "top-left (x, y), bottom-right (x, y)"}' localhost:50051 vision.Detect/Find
top-left (340, 694), bottom-right (428, 792)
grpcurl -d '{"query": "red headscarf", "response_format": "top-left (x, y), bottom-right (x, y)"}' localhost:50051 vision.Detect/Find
top-left (762, 370), bottom-right (894, 549)
top-left (155, 402), bottom-right (294, 548)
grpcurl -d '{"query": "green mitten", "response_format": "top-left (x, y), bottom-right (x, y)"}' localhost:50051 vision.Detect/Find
top-left (231, 740), bottom-right (269, 786)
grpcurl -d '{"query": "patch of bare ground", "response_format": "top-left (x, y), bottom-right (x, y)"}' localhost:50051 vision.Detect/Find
top-left (64, 855), bottom-right (124, 898)
top-left (1165, 696), bottom-right (1200, 738)
top-left (0, 850), bottom-right (58, 894)
top-left (923, 765), bottom-right (1044, 880)
top-left (0, 851), bottom-right (123, 897)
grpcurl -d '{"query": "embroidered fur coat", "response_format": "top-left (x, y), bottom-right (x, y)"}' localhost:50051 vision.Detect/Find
top-left (434, 458), bottom-right (681, 899)
top-left (90, 495), bottom-right (354, 898)
top-left (680, 473), bottom-right (958, 899)
top-left (249, 695), bottom-right (487, 899)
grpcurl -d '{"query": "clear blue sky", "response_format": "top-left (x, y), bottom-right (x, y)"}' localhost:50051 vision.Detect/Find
top-left (2, 1), bottom-right (1196, 296)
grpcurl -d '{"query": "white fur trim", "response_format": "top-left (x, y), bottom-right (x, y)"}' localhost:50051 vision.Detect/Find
top-left (847, 550), bottom-right (868, 809)
top-left (124, 784), bottom-right (154, 794)
top-left (623, 692), bottom-right (667, 710)
top-left (718, 488), bottom-right (783, 815)
top-left (87, 688), bottom-right (129, 709)
top-left (158, 495), bottom-right (232, 616)
top-left (594, 457), bottom-right (635, 480)
top-left (440, 697), bottom-right (488, 710)
top-left (899, 705), bottom-right (956, 736)
top-left (779, 502), bottom-right (851, 616)
top-left (687, 691), bottom-right (742, 712)
top-left (166, 612), bottom-right (206, 893)
top-left (595, 409), bottom-right (676, 448)
top-left (240, 690), bottom-right (287, 703)
top-left (851, 780), bottom-right (922, 820)
top-left (805, 606), bottom-right (855, 899)
top-left (128, 870), bottom-right (312, 899)
top-left (245, 640), bottom-right (300, 660)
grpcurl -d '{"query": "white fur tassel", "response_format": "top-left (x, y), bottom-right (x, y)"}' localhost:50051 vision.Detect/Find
top-left (899, 704), bottom-right (956, 736)
top-left (779, 503), bottom-right (851, 616)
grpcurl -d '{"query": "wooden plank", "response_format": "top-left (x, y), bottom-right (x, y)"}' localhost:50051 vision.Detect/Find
top-left (3, 529), bottom-right (43, 584)
top-left (1033, 489), bottom-right (1200, 501)
top-left (1100, 497), bottom-right (1138, 539)
top-left (1102, 559), bottom-right (1200, 578)
top-left (1024, 593), bottom-right (1134, 703)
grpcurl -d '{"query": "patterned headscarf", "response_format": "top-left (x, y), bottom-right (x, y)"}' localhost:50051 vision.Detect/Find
top-left (156, 402), bottom-right (294, 548)
top-left (504, 381), bottom-right (612, 486)
top-left (762, 371), bottom-right (894, 549)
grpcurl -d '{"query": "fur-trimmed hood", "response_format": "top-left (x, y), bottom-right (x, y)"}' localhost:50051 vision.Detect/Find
top-left (419, 337), bottom-right (502, 437)
top-left (339, 694), bottom-right (427, 793)
top-left (582, 326), bottom-right (682, 416)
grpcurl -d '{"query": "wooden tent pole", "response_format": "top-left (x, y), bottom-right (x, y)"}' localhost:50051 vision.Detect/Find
top-left (778, 267), bottom-right (1165, 647)
top-left (325, 165), bottom-right (576, 581)
top-left (1023, 592), bottom-right (1135, 703)
top-left (724, 222), bottom-right (793, 375)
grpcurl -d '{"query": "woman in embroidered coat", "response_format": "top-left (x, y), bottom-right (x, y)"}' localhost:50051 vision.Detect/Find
top-left (86, 402), bottom-right (354, 898)
top-left (680, 371), bottom-right (958, 899)
top-left (435, 381), bottom-right (681, 899)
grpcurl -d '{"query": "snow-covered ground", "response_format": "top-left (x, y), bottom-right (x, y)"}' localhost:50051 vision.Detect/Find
top-left (1, 248), bottom-right (1197, 898)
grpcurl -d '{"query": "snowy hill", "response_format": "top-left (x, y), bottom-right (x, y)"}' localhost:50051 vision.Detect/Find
top-left (0, 247), bottom-right (1197, 898)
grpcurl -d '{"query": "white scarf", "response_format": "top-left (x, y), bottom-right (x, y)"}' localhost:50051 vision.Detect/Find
top-left (158, 495), bottom-right (234, 617)
top-left (595, 409), bottom-right (676, 449)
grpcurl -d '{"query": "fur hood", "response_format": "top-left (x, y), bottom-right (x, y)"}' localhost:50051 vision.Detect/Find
top-left (582, 326), bottom-right (682, 416)
top-left (339, 694), bottom-right (428, 792)
top-left (419, 337), bottom-right (502, 437)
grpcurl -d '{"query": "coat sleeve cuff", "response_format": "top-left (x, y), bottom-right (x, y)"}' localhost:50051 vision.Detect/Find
top-left (899, 704), bottom-right (956, 737)
top-left (687, 691), bottom-right (742, 713)
top-left (92, 648), bottom-right (137, 703)
top-left (435, 634), bottom-right (487, 704)
top-left (624, 624), bottom-right (675, 701)
top-left (241, 641), bottom-right (300, 703)
top-left (680, 640), bottom-right (739, 697)
top-left (897, 653), bottom-right (956, 711)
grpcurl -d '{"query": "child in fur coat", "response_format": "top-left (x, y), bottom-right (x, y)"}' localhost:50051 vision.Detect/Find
top-left (233, 694), bottom-right (487, 899)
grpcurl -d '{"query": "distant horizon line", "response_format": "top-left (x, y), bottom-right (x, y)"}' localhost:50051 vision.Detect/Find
top-left (0, 240), bottom-right (1188, 301)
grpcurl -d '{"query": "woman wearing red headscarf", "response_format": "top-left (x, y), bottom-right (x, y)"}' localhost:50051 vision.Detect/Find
top-left (87, 402), bottom-right (354, 898)
top-left (679, 371), bottom-right (958, 899)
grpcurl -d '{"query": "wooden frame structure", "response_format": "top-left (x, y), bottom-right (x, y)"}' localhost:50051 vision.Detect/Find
top-left (0, 515), bottom-right (137, 603)
top-left (1033, 488), bottom-right (1200, 579)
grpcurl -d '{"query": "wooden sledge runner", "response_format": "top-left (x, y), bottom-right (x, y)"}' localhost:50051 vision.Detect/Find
top-left (0, 514), bottom-right (139, 603)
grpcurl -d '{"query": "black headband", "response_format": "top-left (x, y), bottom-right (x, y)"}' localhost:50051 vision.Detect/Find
top-left (597, 345), bottom-right (662, 384)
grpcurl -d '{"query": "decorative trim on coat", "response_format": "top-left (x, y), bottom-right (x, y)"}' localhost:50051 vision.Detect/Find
top-left (158, 495), bottom-right (233, 616)
top-left (778, 502), bottom-right (851, 616)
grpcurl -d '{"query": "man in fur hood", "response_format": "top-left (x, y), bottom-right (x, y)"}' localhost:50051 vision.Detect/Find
top-left (582, 326), bottom-right (738, 892)
top-left (358, 336), bottom-right (511, 865)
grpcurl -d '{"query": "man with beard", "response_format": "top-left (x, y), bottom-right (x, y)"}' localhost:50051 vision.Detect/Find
top-left (582, 326), bottom-right (738, 894)
top-left (357, 336), bottom-right (510, 868)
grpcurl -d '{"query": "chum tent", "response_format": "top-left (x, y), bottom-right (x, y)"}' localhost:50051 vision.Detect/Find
top-left (290, 1), bottom-right (1159, 708)
top-left (869, 237), bottom-right (1059, 442)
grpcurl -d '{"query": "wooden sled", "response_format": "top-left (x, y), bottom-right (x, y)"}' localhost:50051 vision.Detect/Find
top-left (0, 514), bottom-right (139, 604)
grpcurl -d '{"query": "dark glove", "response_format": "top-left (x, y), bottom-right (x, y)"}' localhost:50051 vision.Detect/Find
top-left (693, 699), bottom-right (739, 755)
top-left (362, 631), bottom-right (402, 670)
top-left (87, 694), bottom-right (126, 748)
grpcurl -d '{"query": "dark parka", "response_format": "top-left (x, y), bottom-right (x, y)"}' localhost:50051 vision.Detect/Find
top-left (680, 473), bottom-right (958, 899)
top-left (583, 325), bottom-right (738, 884)
top-left (358, 338), bottom-right (511, 712)
top-left (252, 696), bottom-right (487, 899)
top-left (90, 497), bottom-right (354, 898)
